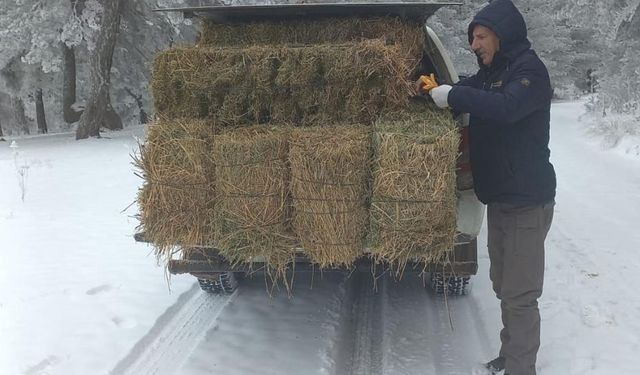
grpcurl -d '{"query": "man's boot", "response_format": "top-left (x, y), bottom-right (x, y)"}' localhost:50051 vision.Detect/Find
top-left (485, 356), bottom-right (506, 373)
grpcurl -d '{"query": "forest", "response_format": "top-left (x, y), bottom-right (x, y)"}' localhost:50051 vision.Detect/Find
top-left (0, 0), bottom-right (637, 139)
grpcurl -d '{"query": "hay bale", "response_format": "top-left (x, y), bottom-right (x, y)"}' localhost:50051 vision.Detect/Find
top-left (369, 106), bottom-right (459, 275)
top-left (200, 17), bottom-right (424, 58)
top-left (135, 119), bottom-right (217, 261)
top-left (212, 126), bottom-right (296, 283)
top-left (151, 40), bottom-right (416, 125)
top-left (290, 126), bottom-right (371, 267)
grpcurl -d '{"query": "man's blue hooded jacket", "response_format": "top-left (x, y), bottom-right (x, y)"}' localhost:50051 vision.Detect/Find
top-left (448, 0), bottom-right (556, 205)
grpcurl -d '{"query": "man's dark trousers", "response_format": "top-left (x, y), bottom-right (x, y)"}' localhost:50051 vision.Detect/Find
top-left (487, 201), bottom-right (555, 375)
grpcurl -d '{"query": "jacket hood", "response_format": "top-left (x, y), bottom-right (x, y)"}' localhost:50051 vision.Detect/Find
top-left (468, 0), bottom-right (531, 66)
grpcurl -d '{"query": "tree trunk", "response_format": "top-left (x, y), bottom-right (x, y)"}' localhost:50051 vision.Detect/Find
top-left (11, 96), bottom-right (30, 135)
top-left (104, 97), bottom-right (123, 130)
top-left (35, 88), bottom-right (48, 134)
top-left (124, 87), bottom-right (148, 124)
top-left (63, 0), bottom-right (86, 124)
top-left (0, 118), bottom-right (4, 138)
top-left (62, 43), bottom-right (82, 123)
top-left (76, 0), bottom-right (124, 140)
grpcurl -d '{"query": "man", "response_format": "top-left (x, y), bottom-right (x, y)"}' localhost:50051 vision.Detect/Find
top-left (418, 0), bottom-right (556, 374)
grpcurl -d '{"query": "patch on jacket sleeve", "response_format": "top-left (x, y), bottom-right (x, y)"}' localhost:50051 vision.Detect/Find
top-left (520, 78), bottom-right (531, 87)
top-left (490, 80), bottom-right (503, 88)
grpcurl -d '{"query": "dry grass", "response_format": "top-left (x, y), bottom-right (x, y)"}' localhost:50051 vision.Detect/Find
top-left (369, 105), bottom-right (459, 276)
top-left (134, 119), bottom-right (217, 263)
top-left (151, 40), bottom-right (418, 125)
top-left (200, 16), bottom-right (424, 57)
top-left (289, 126), bottom-right (371, 268)
top-left (141, 17), bottom-right (462, 284)
top-left (212, 126), bottom-right (296, 286)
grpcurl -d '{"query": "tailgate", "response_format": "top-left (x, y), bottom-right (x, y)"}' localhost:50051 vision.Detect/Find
top-left (154, 2), bottom-right (462, 22)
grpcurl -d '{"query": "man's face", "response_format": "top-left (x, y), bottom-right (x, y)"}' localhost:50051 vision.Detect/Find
top-left (471, 25), bottom-right (500, 66)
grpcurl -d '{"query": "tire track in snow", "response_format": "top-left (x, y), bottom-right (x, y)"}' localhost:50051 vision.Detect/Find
top-left (349, 274), bottom-right (384, 375)
top-left (330, 273), bottom-right (385, 375)
top-left (110, 283), bottom-right (235, 375)
top-left (379, 275), bottom-right (493, 374)
top-left (421, 285), bottom-right (494, 374)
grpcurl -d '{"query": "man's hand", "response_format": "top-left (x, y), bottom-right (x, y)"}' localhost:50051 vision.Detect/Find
top-left (416, 73), bottom-right (439, 94)
top-left (429, 85), bottom-right (452, 108)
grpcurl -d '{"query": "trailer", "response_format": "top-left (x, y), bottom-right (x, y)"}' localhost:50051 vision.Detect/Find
top-left (142, 2), bottom-right (485, 295)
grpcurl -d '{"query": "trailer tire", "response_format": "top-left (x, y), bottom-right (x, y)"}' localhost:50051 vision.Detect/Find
top-left (428, 273), bottom-right (471, 296)
top-left (197, 272), bottom-right (239, 294)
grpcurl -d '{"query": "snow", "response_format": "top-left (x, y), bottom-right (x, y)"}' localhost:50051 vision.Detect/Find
top-left (1, 101), bottom-right (639, 375)
top-left (539, 101), bottom-right (640, 374)
top-left (580, 109), bottom-right (640, 163)
top-left (0, 129), bottom-right (193, 375)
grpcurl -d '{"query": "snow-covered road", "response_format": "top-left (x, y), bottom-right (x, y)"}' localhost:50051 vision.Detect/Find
top-left (111, 270), bottom-right (496, 375)
top-left (1, 101), bottom-right (639, 375)
top-left (537, 102), bottom-right (640, 374)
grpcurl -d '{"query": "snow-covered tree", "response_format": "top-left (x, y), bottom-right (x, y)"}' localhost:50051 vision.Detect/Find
top-left (0, 0), bottom-right (100, 134)
top-left (110, 0), bottom-right (196, 127)
top-left (76, 0), bottom-right (124, 139)
top-left (600, 1), bottom-right (640, 115)
top-left (429, 0), bottom-right (486, 78)
top-left (432, 0), bottom-right (594, 96)
top-left (0, 0), bottom-right (636, 138)
top-left (0, 0), bottom-right (194, 136)
top-left (75, 0), bottom-right (196, 139)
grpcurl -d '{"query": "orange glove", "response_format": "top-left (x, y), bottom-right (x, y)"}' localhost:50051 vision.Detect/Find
top-left (417, 73), bottom-right (439, 93)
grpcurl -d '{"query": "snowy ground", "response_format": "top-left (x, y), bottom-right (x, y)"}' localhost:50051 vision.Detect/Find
top-left (1, 101), bottom-right (639, 375)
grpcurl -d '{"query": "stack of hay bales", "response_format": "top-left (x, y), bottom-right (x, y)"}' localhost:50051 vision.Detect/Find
top-left (138, 15), bottom-right (459, 283)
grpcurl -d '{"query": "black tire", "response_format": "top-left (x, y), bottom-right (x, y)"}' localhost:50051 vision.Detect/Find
top-left (198, 272), bottom-right (239, 294)
top-left (428, 273), bottom-right (471, 296)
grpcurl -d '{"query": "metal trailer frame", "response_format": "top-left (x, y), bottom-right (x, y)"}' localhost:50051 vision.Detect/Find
top-left (165, 238), bottom-right (478, 277)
